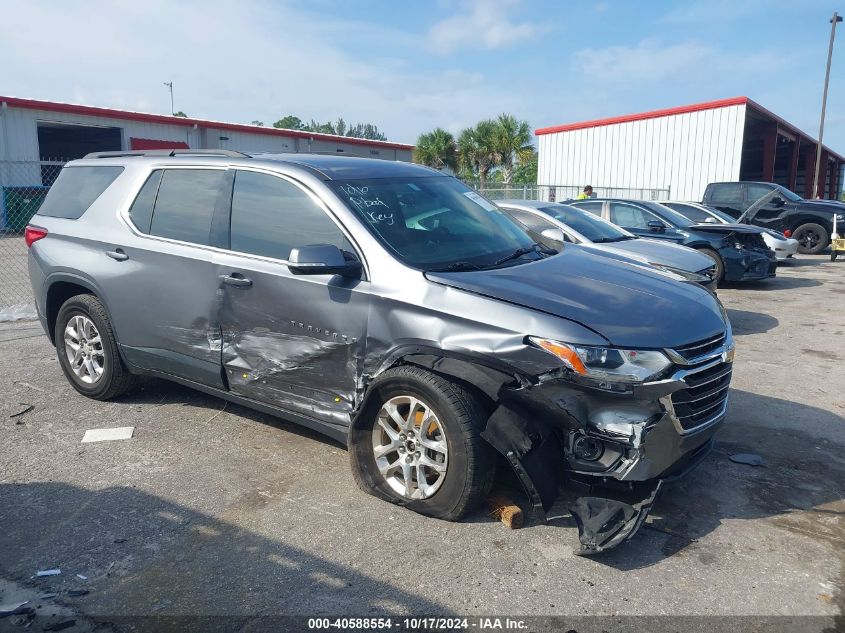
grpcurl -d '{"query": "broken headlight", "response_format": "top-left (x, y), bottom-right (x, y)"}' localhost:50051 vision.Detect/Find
top-left (529, 337), bottom-right (673, 384)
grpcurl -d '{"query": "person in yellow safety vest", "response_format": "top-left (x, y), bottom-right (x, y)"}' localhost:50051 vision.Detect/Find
top-left (577, 185), bottom-right (593, 200)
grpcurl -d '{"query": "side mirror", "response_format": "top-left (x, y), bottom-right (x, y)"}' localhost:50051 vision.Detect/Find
top-left (540, 227), bottom-right (566, 243)
top-left (647, 220), bottom-right (666, 233)
top-left (288, 244), bottom-right (362, 278)
top-left (704, 217), bottom-right (718, 224)
top-left (771, 197), bottom-right (785, 207)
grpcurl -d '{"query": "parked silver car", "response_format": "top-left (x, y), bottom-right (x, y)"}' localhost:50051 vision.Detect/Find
top-left (663, 201), bottom-right (799, 261)
top-left (498, 200), bottom-right (718, 292)
top-left (26, 150), bottom-right (735, 554)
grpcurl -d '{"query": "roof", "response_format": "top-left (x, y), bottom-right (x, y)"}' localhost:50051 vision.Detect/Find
top-left (251, 153), bottom-right (441, 179)
top-left (0, 95), bottom-right (414, 151)
top-left (535, 96), bottom-right (844, 162)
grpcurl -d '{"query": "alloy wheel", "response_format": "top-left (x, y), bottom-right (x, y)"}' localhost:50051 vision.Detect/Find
top-left (64, 314), bottom-right (105, 384)
top-left (371, 395), bottom-right (448, 499)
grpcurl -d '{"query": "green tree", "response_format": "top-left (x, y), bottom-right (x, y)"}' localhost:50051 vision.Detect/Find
top-left (512, 149), bottom-right (538, 185)
top-left (472, 119), bottom-right (501, 189)
top-left (494, 114), bottom-right (533, 185)
top-left (273, 115), bottom-right (305, 130)
top-left (414, 128), bottom-right (457, 171)
top-left (251, 120), bottom-right (264, 127)
top-left (457, 127), bottom-right (480, 181)
top-left (173, 111), bottom-right (188, 117)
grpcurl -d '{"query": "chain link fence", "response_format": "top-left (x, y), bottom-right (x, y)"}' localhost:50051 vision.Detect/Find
top-left (471, 183), bottom-right (671, 202)
top-left (0, 160), bottom-right (65, 319)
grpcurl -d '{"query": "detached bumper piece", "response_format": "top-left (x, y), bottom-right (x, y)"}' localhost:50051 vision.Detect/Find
top-left (570, 480), bottom-right (662, 555)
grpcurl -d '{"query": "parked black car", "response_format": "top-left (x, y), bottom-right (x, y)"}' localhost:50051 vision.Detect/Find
top-left (568, 198), bottom-right (777, 283)
top-left (702, 181), bottom-right (845, 254)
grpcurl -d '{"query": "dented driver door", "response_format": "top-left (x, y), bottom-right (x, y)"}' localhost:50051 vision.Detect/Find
top-left (214, 169), bottom-right (370, 429)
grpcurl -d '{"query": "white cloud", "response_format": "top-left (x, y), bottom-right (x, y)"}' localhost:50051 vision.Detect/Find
top-left (427, 0), bottom-right (541, 55)
top-left (572, 38), bottom-right (792, 85)
top-left (0, 0), bottom-right (528, 144)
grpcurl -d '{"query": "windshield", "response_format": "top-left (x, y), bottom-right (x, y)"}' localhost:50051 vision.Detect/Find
top-left (331, 177), bottom-right (541, 270)
top-left (541, 205), bottom-right (634, 242)
top-left (642, 201), bottom-right (696, 228)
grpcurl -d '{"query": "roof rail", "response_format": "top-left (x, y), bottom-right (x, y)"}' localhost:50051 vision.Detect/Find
top-left (83, 149), bottom-right (248, 159)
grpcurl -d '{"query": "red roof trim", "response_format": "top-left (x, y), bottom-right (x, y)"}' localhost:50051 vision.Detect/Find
top-left (0, 95), bottom-right (414, 151)
top-left (535, 97), bottom-right (749, 135)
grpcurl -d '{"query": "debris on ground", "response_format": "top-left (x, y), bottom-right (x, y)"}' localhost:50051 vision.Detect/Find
top-left (9, 403), bottom-right (34, 421)
top-left (0, 600), bottom-right (30, 616)
top-left (487, 493), bottom-right (524, 529)
top-left (67, 590), bottom-right (89, 598)
top-left (81, 426), bottom-right (135, 443)
top-left (75, 574), bottom-right (87, 581)
top-left (35, 569), bottom-right (61, 577)
top-left (729, 453), bottom-right (765, 467)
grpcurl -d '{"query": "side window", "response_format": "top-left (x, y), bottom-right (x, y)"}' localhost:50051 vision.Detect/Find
top-left (669, 203), bottom-right (711, 224)
top-left (507, 208), bottom-right (556, 232)
top-left (149, 169), bottom-right (225, 245)
top-left (37, 166), bottom-right (124, 219)
top-left (128, 170), bottom-right (163, 233)
top-left (609, 202), bottom-right (654, 229)
top-left (230, 170), bottom-right (352, 260)
top-left (573, 201), bottom-right (603, 216)
top-left (746, 184), bottom-right (775, 203)
top-left (708, 183), bottom-right (743, 205)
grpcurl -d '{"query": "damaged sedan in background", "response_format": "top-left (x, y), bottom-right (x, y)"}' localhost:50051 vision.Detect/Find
top-left (27, 151), bottom-right (735, 554)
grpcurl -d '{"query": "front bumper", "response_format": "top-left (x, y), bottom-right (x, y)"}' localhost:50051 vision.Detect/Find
top-left (720, 246), bottom-right (777, 281)
top-left (484, 333), bottom-right (734, 554)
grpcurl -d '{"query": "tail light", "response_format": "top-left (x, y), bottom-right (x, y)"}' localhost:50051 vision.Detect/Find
top-left (24, 225), bottom-right (48, 248)
top-left (783, 229), bottom-right (792, 238)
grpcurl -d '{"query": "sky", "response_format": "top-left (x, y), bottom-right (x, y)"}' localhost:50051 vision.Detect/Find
top-left (2, 0), bottom-right (844, 150)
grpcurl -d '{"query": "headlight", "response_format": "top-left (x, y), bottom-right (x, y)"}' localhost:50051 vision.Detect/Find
top-left (528, 337), bottom-right (673, 383)
top-left (835, 213), bottom-right (845, 222)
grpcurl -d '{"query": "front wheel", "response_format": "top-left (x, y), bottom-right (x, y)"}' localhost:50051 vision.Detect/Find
top-left (792, 222), bottom-right (829, 254)
top-left (349, 366), bottom-right (495, 521)
top-left (697, 247), bottom-right (725, 283)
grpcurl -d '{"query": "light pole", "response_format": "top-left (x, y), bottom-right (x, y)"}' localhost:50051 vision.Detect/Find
top-left (813, 12), bottom-right (842, 199)
top-left (163, 81), bottom-right (174, 116)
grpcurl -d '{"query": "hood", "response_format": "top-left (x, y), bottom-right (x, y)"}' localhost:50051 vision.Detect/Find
top-left (591, 238), bottom-right (714, 273)
top-left (424, 246), bottom-right (727, 348)
top-left (689, 223), bottom-right (764, 234)
top-left (796, 199), bottom-right (845, 212)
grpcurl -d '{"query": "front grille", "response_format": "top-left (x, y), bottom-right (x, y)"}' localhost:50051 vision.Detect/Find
top-left (671, 332), bottom-right (726, 361)
top-left (671, 361), bottom-right (732, 431)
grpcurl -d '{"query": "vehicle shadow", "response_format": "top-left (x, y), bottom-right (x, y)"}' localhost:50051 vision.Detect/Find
top-left (726, 308), bottom-right (778, 335)
top-left (719, 276), bottom-right (821, 290)
top-left (581, 389), bottom-right (845, 572)
top-left (0, 481), bottom-right (449, 628)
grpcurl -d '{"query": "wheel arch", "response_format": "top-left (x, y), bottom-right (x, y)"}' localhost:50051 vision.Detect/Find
top-left (44, 273), bottom-right (111, 345)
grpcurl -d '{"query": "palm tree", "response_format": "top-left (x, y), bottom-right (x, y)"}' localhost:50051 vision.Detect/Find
top-left (494, 114), bottom-right (533, 186)
top-left (470, 119), bottom-right (500, 189)
top-left (414, 128), bottom-right (457, 171)
top-left (457, 127), bottom-right (480, 180)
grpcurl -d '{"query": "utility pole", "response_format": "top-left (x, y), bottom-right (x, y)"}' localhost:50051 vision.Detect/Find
top-left (813, 12), bottom-right (842, 199)
top-left (163, 81), bottom-right (174, 116)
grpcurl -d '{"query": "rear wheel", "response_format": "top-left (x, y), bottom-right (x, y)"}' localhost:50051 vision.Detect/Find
top-left (55, 294), bottom-right (133, 400)
top-left (697, 247), bottom-right (724, 283)
top-left (350, 366), bottom-right (495, 521)
top-left (792, 223), bottom-right (829, 254)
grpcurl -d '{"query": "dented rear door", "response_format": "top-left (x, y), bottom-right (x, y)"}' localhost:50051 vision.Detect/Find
top-left (215, 169), bottom-right (370, 428)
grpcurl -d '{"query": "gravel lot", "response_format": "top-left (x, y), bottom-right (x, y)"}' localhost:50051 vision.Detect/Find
top-left (0, 254), bottom-right (843, 631)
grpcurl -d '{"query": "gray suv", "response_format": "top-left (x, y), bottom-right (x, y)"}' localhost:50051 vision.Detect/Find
top-left (27, 150), bottom-right (735, 554)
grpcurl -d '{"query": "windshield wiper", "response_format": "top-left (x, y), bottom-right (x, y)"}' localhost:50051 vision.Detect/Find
top-left (429, 261), bottom-right (486, 272)
top-left (494, 243), bottom-right (555, 266)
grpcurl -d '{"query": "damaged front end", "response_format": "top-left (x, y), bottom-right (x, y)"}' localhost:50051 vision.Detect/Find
top-left (479, 330), bottom-right (735, 555)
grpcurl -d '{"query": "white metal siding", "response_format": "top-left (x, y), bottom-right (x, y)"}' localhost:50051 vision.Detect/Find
top-left (0, 105), bottom-right (411, 166)
top-left (537, 103), bottom-right (747, 200)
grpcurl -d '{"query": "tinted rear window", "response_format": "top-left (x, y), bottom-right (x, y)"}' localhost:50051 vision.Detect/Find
top-left (149, 169), bottom-right (225, 245)
top-left (128, 170), bottom-right (163, 234)
top-left (37, 166), bottom-right (124, 219)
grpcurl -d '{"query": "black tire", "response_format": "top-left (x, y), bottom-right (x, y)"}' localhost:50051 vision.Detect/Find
top-left (349, 366), bottom-right (495, 521)
top-left (792, 222), bottom-right (829, 255)
top-left (697, 247), bottom-right (725, 283)
top-left (55, 294), bottom-right (133, 400)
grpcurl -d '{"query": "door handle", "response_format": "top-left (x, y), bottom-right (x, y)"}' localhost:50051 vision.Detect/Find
top-left (106, 248), bottom-right (129, 261)
top-left (221, 273), bottom-right (252, 288)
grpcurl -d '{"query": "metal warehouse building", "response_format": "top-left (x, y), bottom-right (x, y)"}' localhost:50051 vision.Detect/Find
top-left (536, 96), bottom-right (845, 201)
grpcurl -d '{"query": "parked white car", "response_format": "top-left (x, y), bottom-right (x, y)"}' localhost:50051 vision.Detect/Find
top-left (663, 201), bottom-right (799, 261)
